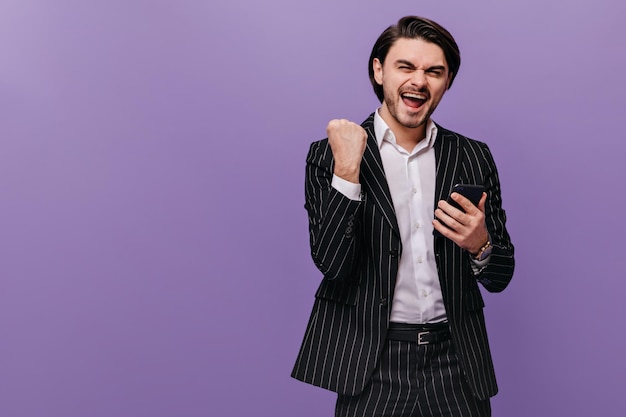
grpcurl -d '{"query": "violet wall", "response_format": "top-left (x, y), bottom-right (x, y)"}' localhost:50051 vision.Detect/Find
top-left (1, 1), bottom-right (625, 416)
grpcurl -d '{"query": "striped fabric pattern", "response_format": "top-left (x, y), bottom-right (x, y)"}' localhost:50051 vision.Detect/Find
top-left (292, 113), bottom-right (515, 400)
top-left (335, 339), bottom-right (491, 417)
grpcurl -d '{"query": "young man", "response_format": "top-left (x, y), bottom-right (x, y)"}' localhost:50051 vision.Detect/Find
top-left (292, 16), bottom-right (515, 417)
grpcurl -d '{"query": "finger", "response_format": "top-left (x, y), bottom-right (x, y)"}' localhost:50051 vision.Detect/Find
top-left (432, 218), bottom-right (453, 237)
top-left (477, 192), bottom-right (487, 213)
top-left (434, 207), bottom-right (461, 230)
top-left (450, 192), bottom-right (479, 215)
top-left (432, 217), bottom-right (464, 242)
top-left (437, 199), bottom-right (463, 221)
top-left (326, 119), bottom-right (349, 135)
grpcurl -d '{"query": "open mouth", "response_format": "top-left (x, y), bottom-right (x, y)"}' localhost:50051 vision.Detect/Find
top-left (401, 92), bottom-right (427, 109)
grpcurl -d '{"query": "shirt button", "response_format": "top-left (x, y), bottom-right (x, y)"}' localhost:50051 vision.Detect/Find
top-left (412, 188), bottom-right (417, 194)
top-left (415, 222), bottom-right (420, 230)
top-left (417, 256), bottom-right (424, 263)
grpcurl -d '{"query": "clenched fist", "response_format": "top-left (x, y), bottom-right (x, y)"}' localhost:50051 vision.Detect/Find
top-left (327, 119), bottom-right (368, 183)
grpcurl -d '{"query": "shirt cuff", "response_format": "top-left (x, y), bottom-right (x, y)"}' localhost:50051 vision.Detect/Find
top-left (470, 254), bottom-right (491, 275)
top-left (331, 175), bottom-right (362, 201)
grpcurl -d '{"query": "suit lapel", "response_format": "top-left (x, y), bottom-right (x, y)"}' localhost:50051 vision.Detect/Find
top-left (433, 125), bottom-right (463, 306)
top-left (360, 115), bottom-right (400, 237)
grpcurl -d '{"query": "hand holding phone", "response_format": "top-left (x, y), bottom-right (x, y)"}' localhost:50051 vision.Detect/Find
top-left (435, 184), bottom-right (484, 233)
top-left (446, 184), bottom-right (484, 212)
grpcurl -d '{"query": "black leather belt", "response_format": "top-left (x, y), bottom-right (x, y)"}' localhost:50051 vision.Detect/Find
top-left (387, 322), bottom-right (451, 346)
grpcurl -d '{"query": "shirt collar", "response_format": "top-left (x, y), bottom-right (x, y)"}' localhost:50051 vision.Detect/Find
top-left (373, 108), bottom-right (438, 150)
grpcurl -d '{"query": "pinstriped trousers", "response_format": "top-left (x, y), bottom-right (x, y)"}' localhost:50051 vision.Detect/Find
top-left (335, 338), bottom-right (491, 417)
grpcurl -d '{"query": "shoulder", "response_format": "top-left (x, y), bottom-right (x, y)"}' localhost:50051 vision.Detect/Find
top-left (436, 125), bottom-right (501, 172)
top-left (436, 124), bottom-right (495, 161)
top-left (436, 124), bottom-right (489, 149)
top-left (360, 113), bottom-right (376, 133)
top-left (306, 139), bottom-right (331, 166)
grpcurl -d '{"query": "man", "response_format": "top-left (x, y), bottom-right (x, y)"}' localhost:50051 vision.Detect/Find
top-left (292, 16), bottom-right (515, 417)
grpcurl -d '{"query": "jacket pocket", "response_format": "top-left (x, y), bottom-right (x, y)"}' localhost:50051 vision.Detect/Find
top-left (463, 289), bottom-right (485, 311)
top-left (315, 279), bottom-right (359, 306)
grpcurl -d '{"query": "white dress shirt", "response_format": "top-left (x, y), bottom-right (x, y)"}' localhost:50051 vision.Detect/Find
top-left (331, 110), bottom-right (446, 323)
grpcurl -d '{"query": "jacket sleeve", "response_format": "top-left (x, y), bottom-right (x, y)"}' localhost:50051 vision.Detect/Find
top-left (475, 143), bottom-right (515, 293)
top-left (304, 140), bottom-right (363, 281)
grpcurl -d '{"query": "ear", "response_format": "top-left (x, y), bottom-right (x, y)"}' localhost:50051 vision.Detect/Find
top-left (373, 58), bottom-right (383, 85)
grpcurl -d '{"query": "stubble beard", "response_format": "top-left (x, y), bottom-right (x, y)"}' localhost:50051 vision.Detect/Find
top-left (383, 90), bottom-right (435, 130)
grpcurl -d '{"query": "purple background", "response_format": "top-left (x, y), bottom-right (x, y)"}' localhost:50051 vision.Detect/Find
top-left (1, 1), bottom-right (625, 416)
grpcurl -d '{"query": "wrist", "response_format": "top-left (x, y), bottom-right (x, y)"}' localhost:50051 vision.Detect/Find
top-left (334, 165), bottom-right (360, 183)
top-left (471, 239), bottom-right (492, 261)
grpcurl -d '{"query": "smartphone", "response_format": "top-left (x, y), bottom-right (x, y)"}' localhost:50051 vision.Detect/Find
top-left (447, 184), bottom-right (484, 212)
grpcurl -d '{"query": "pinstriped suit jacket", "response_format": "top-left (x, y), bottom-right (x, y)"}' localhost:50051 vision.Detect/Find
top-left (292, 113), bottom-right (514, 400)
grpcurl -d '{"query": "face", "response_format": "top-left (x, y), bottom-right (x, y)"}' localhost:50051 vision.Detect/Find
top-left (373, 37), bottom-right (452, 133)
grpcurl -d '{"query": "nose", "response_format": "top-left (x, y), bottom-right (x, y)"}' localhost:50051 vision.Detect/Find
top-left (411, 70), bottom-right (427, 88)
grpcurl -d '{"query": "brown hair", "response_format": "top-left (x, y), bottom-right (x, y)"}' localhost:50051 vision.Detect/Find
top-left (368, 16), bottom-right (461, 102)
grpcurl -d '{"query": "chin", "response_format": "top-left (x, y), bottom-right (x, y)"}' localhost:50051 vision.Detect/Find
top-left (399, 113), bottom-right (428, 129)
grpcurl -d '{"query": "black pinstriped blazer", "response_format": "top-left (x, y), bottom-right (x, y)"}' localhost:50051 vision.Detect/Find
top-left (292, 113), bottom-right (514, 400)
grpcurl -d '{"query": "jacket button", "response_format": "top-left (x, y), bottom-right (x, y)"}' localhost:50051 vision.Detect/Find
top-left (389, 249), bottom-right (398, 257)
top-left (380, 298), bottom-right (388, 307)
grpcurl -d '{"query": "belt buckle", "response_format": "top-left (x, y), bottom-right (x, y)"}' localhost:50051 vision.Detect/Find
top-left (417, 331), bottom-right (430, 345)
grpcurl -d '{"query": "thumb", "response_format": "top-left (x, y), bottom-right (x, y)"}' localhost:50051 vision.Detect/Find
top-left (477, 192), bottom-right (487, 213)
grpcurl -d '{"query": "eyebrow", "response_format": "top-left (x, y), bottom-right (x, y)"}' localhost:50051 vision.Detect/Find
top-left (394, 60), bottom-right (447, 72)
top-left (395, 60), bottom-right (416, 69)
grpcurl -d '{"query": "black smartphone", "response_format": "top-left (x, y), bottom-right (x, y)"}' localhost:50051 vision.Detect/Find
top-left (447, 184), bottom-right (484, 212)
